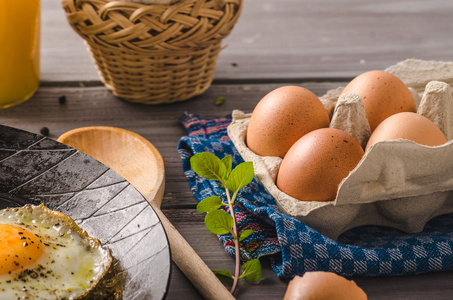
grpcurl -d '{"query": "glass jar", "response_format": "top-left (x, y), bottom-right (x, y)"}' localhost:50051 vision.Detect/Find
top-left (0, 0), bottom-right (40, 109)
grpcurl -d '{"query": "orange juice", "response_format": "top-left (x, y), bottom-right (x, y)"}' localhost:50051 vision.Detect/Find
top-left (0, 0), bottom-right (40, 109)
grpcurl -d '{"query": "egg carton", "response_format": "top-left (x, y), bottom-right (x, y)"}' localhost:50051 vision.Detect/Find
top-left (228, 59), bottom-right (453, 240)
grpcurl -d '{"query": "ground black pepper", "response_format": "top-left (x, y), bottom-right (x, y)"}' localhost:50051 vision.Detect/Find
top-left (40, 127), bottom-right (50, 136)
top-left (58, 95), bottom-right (66, 105)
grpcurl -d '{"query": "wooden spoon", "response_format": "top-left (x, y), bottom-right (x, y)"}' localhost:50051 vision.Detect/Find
top-left (58, 126), bottom-right (235, 300)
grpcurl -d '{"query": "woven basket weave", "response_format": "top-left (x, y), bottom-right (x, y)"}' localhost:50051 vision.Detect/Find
top-left (62, 0), bottom-right (242, 104)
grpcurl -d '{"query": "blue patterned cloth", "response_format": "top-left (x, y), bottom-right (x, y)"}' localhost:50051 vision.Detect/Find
top-left (177, 113), bottom-right (453, 278)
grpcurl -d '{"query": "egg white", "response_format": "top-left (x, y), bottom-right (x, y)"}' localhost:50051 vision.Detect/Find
top-left (0, 204), bottom-right (112, 299)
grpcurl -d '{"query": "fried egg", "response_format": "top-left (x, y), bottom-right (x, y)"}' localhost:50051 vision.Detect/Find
top-left (0, 203), bottom-right (112, 299)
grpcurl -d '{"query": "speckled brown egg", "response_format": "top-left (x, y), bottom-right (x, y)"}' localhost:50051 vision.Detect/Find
top-left (283, 272), bottom-right (368, 300)
top-left (276, 128), bottom-right (364, 202)
top-left (366, 112), bottom-right (447, 151)
top-left (246, 86), bottom-right (330, 158)
top-left (341, 70), bottom-right (416, 132)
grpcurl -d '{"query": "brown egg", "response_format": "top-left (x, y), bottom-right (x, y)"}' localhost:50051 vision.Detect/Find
top-left (276, 128), bottom-right (364, 202)
top-left (246, 86), bottom-right (330, 158)
top-left (341, 70), bottom-right (416, 132)
top-left (366, 112), bottom-right (447, 151)
top-left (283, 272), bottom-right (368, 300)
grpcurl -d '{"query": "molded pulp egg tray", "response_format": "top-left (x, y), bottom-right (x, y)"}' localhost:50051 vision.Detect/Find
top-left (228, 59), bottom-right (453, 240)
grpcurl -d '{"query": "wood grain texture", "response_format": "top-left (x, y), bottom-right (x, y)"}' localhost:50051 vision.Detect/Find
top-left (8, 1), bottom-right (453, 299)
top-left (218, 0), bottom-right (453, 80)
top-left (43, 0), bottom-right (453, 82)
top-left (3, 83), bottom-right (453, 299)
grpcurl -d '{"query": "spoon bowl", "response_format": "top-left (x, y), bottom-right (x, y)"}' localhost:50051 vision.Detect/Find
top-left (58, 126), bottom-right (234, 300)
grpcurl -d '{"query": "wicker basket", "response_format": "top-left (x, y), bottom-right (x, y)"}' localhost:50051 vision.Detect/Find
top-left (62, 0), bottom-right (242, 104)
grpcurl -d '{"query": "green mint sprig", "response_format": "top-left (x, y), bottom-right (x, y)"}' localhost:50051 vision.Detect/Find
top-left (190, 152), bottom-right (262, 295)
top-left (214, 96), bottom-right (226, 106)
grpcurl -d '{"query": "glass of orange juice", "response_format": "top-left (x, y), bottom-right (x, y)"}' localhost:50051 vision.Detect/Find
top-left (0, 0), bottom-right (40, 109)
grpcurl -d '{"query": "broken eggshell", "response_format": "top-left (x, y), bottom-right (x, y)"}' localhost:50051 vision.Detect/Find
top-left (228, 59), bottom-right (453, 240)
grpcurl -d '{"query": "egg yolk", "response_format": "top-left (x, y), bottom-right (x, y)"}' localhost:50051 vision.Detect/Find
top-left (0, 224), bottom-right (43, 275)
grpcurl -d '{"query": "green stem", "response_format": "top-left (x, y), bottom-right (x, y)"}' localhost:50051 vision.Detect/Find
top-left (225, 188), bottom-right (240, 295)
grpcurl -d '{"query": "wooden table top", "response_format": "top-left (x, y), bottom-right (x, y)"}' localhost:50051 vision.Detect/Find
top-left (2, 0), bottom-right (453, 299)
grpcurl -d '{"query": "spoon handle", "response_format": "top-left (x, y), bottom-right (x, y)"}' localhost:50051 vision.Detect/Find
top-left (150, 202), bottom-right (236, 300)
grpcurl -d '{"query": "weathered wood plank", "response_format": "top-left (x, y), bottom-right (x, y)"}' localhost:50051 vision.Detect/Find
top-left (218, 0), bottom-right (453, 80)
top-left (43, 0), bottom-right (453, 82)
top-left (0, 82), bottom-right (346, 136)
top-left (3, 83), bottom-right (453, 298)
top-left (0, 82), bottom-right (345, 210)
top-left (12, 1), bottom-right (453, 299)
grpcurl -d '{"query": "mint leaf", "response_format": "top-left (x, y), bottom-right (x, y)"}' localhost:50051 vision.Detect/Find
top-left (239, 259), bottom-right (262, 282)
top-left (204, 210), bottom-right (234, 235)
top-left (214, 96), bottom-right (226, 106)
top-left (226, 161), bottom-right (254, 193)
top-left (239, 229), bottom-right (254, 241)
top-left (190, 152), bottom-right (227, 183)
top-left (213, 269), bottom-right (234, 280)
top-left (197, 196), bottom-right (223, 213)
top-left (221, 155), bottom-right (233, 178)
